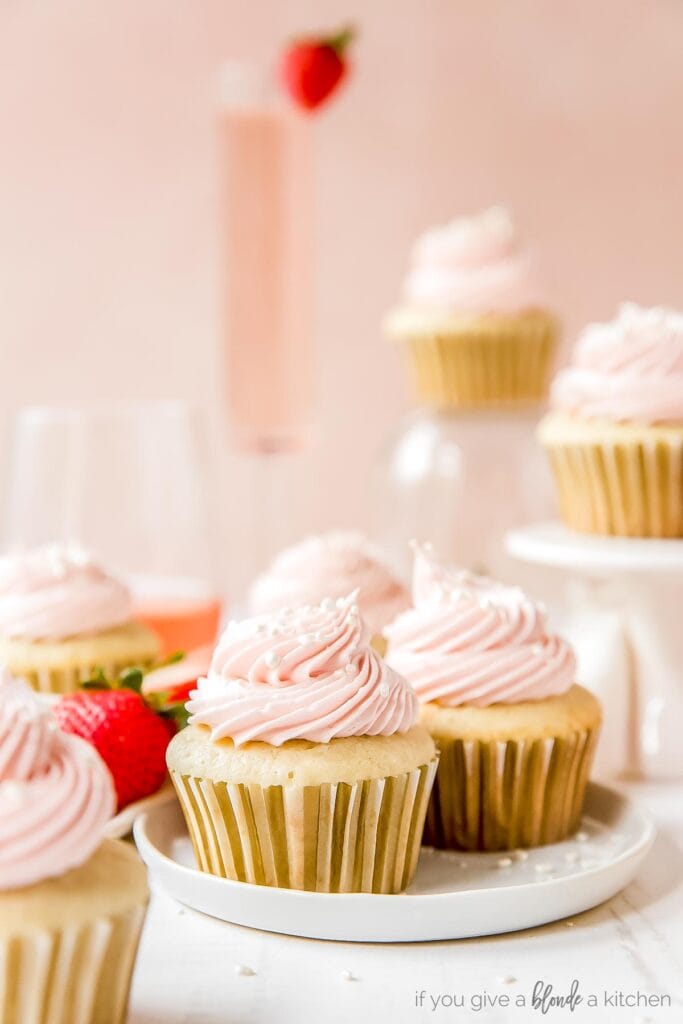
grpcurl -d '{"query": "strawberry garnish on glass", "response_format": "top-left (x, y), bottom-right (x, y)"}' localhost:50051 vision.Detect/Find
top-left (279, 24), bottom-right (356, 112)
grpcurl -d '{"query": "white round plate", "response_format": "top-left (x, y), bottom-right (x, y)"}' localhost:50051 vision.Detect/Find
top-left (133, 781), bottom-right (654, 943)
top-left (507, 520), bottom-right (683, 574)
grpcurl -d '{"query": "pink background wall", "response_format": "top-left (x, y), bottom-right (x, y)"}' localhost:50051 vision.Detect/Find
top-left (1, 1), bottom-right (682, 589)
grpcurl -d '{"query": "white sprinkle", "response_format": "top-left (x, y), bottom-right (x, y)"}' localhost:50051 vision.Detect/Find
top-left (235, 964), bottom-right (255, 977)
top-left (345, 663), bottom-right (356, 676)
top-left (534, 863), bottom-right (553, 874)
top-left (576, 830), bottom-right (589, 843)
top-left (514, 849), bottom-right (529, 861)
top-left (336, 597), bottom-right (346, 610)
top-left (497, 975), bottom-right (517, 985)
top-left (321, 597), bottom-right (336, 612)
top-left (348, 604), bottom-right (359, 617)
top-left (497, 857), bottom-right (513, 868)
top-left (340, 970), bottom-right (356, 982)
top-left (564, 851), bottom-right (579, 863)
top-left (532, 643), bottom-right (544, 655)
top-left (46, 719), bottom-right (59, 732)
top-left (379, 683), bottom-right (390, 698)
top-left (1, 781), bottom-right (23, 806)
top-left (264, 651), bottom-right (281, 669)
top-left (298, 634), bottom-right (315, 646)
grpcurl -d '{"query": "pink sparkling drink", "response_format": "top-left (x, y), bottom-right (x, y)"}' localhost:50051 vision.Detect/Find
top-left (219, 64), bottom-right (314, 454)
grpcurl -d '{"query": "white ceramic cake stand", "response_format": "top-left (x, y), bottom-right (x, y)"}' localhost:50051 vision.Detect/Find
top-left (506, 521), bottom-right (683, 780)
top-left (133, 782), bottom-right (652, 943)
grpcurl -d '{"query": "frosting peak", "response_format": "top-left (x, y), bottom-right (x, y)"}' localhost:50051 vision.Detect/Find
top-left (0, 675), bottom-right (115, 890)
top-left (0, 544), bottom-right (132, 641)
top-left (551, 303), bottom-right (683, 425)
top-left (247, 531), bottom-right (410, 634)
top-left (187, 593), bottom-right (418, 746)
top-left (384, 546), bottom-right (575, 707)
top-left (401, 207), bottom-right (544, 314)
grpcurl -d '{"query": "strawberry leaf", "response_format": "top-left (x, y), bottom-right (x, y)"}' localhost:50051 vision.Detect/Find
top-left (118, 667), bottom-right (144, 694)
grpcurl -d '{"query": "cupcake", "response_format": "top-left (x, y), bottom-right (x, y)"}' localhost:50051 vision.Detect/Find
top-left (384, 207), bottom-right (559, 409)
top-left (538, 303), bottom-right (683, 537)
top-left (384, 546), bottom-right (601, 851)
top-left (0, 676), bottom-right (149, 1024)
top-left (247, 531), bottom-right (410, 647)
top-left (0, 545), bottom-right (160, 693)
top-left (166, 593), bottom-right (438, 893)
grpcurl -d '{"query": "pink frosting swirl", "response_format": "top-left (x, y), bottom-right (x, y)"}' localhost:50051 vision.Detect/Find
top-left (384, 546), bottom-right (575, 707)
top-left (551, 303), bottom-right (683, 425)
top-left (0, 675), bottom-right (115, 890)
top-left (247, 532), bottom-right (410, 635)
top-left (0, 544), bottom-right (132, 641)
top-left (402, 207), bottom-right (545, 314)
top-left (187, 593), bottom-right (418, 746)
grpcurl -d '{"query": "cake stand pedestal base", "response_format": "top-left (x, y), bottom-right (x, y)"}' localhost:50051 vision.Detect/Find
top-left (506, 521), bottom-right (683, 781)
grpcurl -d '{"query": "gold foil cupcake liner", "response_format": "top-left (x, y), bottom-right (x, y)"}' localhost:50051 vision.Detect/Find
top-left (171, 759), bottom-right (438, 893)
top-left (401, 313), bottom-right (557, 409)
top-left (0, 903), bottom-right (146, 1024)
top-left (545, 434), bottom-right (683, 538)
top-left (424, 727), bottom-right (599, 851)
top-left (15, 659), bottom-right (151, 696)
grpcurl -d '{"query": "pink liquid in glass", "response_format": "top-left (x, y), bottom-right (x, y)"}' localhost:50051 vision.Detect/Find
top-left (219, 69), bottom-right (314, 454)
top-left (129, 574), bottom-right (223, 657)
top-left (134, 596), bottom-right (222, 658)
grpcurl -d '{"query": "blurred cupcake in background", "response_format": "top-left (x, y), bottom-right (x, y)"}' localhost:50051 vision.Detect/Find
top-left (384, 206), bottom-right (559, 408)
top-left (539, 303), bottom-right (683, 537)
top-left (0, 675), bottom-right (148, 1024)
top-left (167, 593), bottom-right (437, 893)
top-left (0, 545), bottom-right (160, 693)
top-left (385, 545), bottom-right (601, 851)
top-left (247, 531), bottom-right (410, 647)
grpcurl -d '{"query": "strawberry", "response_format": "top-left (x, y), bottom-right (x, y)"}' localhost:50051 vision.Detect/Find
top-left (141, 644), bottom-right (211, 706)
top-left (54, 666), bottom-right (189, 811)
top-left (279, 25), bottom-right (355, 112)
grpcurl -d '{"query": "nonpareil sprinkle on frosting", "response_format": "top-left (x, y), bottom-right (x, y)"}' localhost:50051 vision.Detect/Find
top-left (187, 592), bottom-right (418, 746)
top-left (384, 545), bottom-right (575, 708)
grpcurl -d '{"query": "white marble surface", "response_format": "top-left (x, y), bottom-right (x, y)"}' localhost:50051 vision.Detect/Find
top-left (128, 782), bottom-right (683, 1024)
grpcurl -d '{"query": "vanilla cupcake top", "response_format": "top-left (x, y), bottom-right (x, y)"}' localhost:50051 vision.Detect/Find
top-left (384, 546), bottom-right (575, 708)
top-left (247, 531), bottom-right (410, 635)
top-left (399, 207), bottom-right (545, 315)
top-left (0, 544), bottom-right (132, 641)
top-left (187, 593), bottom-right (418, 746)
top-left (0, 675), bottom-right (115, 890)
top-left (551, 303), bottom-right (683, 425)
